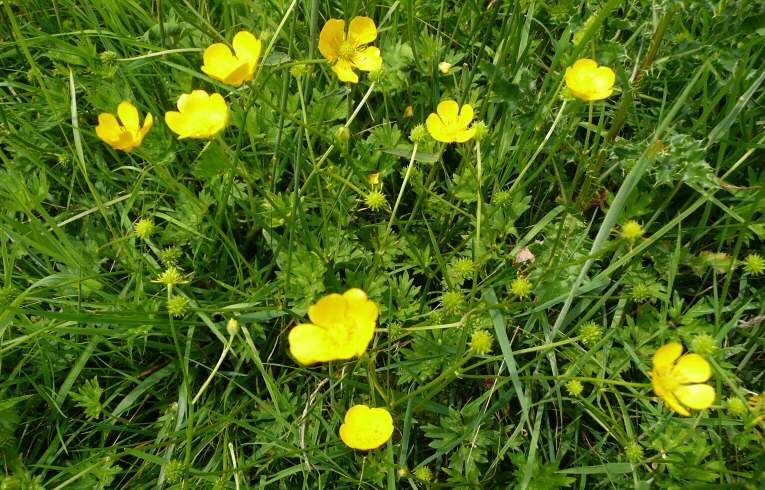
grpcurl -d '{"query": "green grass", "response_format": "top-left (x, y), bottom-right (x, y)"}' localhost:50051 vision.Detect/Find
top-left (1, 0), bottom-right (765, 488)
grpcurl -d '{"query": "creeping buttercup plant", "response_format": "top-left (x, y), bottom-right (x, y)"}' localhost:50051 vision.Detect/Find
top-left (1, 1), bottom-right (764, 489)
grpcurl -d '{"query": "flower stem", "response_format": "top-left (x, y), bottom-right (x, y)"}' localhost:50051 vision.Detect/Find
top-left (299, 82), bottom-right (376, 194)
top-left (474, 140), bottom-right (483, 260)
top-left (192, 332), bottom-right (235, 405)
top-left (507, 99), bottom-right (567, 197)
top-left (461, 336), bottom-right (584, 372)
top-left (385, 142), bottom-right (418, 238)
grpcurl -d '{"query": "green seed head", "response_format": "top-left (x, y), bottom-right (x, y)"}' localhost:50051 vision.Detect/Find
top-left (510, 277), bottom-right (533, 299)
top-left (566, 380), bottom-right (584, 397)
top-left (621, 220), bottom-right (644, 241)
top-left (441, 290), bottom-right (465, 314)
top-left (167, 295), bottom-right (189, 318)
top-left (164, 460), bottom-right (185, 484)
top-left (624, 442), bottom-right (644, 463)
top-left (413, 466), bottom-right (432, 482)
top-left (364, 190), bottom-right (388, 212)
top-left (743, 253), bottom-right (765, 276)
top-left (690, 333), bottom-right (717, 357)
top-left (410, 124), bottom-right (427, 143)
top-left (473, 120), bottom-right (489, 141)
top-left (134, 218), bottom-right (156, 240)
top-left (470, 329), bottom-right (494, 355)
top-left (725, 397), bottom-right (747, 417)
top-left (579, 321), bottom-right (603, 346)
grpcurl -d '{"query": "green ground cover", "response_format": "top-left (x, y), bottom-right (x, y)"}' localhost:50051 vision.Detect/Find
top-left (1, 0), bottom-right (765, 488)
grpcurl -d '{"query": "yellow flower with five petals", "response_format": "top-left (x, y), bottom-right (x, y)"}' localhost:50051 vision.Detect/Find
top-left (95, 101), bottom-right (153, 152)
top-left (319, 16), bottom-right (383, 83)
top-left (564, 58), bottom-right (616, 101)
top-left (288, 289), bottom-right (378, 365)
top-left (650, 342), bottom-right (716, 416)
top-left (201, 31), bottom-right (262, 87)
top-left (425, 100), bottom-right (477, 143)
top-left (339, 404), bottom-right (393, 450)
top-left (165, 90), bottom-right (229, 139)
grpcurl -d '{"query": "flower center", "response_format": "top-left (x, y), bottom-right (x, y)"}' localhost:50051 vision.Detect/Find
top-left (338, 40), bottom-right (356, 59)
top-left (655, 372), bottom-right (680, 393)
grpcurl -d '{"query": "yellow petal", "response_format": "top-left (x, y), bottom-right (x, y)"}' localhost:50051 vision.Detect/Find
top-left (457, 103), bottom-right (474, 128)
top-left (177, 91), bottom-right (201, 112)
top-left (652, 342), bottom-right (683, 374)
top-left (451, 126), bottom-right (477, 143)
top-left (96, 113), bottom-right (122, 143)
top-left (589, 66), bottom-right (615, 100)
top-left (565, 59), bottom-right (597, 100)
top-left (349, 322), bottom-right (375, 357)
top-left (339, 405), bottom-right (393, 450)
top-left (205, 93), bottom-right (230, 136)
top-left (671, 353), bottom-right (712, 384)
top-left (660, 387), bottom-right (690, 416)
top-left (348, 16), bottom-right (377, 47)
top-left (319, 19), bottom-right (346, 61)
top-left (308, 293), bottom-right (348, 327)
top-left (220, 63), bottom-right (251, 87)
top-left (168, 90), bottom-right (228, 139)
top-left (426, 113), bottom-right (452, 142)
top-left (571, 58), bottom-right (598, 72)
top-left (117, 101), bottom-right (140, 134)
top-left (232, 30), bottom-right (262, 72)
top-left (118, 136), bottom-right (139, 152)
top-left (288, 323), bottom-right (337, 365)
top-left (188, 90), bottom-right (214, 111)
top-left (674, 384), bottom-right (716, 410)
top-left (344, 289), bottom-right (378, 325)
top-left (436, 99), bottom-right (460, 124)
top-left (351, 46), bottom-right (382, 72)
top-left (565, 59), bottom-right (615, 101)
top-left (651, 371), bottom-right (668, 399)
top-left (332, 59), bottom-right (359, 83)
top-left (202, 44), bottom-right (241, 83)
top-left (139, 112), bottom-right (154, 141)
top-left (165, 111), bottom-right (192, 139)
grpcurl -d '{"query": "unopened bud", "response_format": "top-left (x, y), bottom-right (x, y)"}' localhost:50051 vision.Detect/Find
top-left (226, 318), bottom-right (240, 336)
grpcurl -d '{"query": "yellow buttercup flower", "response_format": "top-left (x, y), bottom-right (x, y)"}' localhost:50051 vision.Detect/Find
top-left (95, 101), bottom-right (153, 152)
top-left (318, 16), bottom-right (383, 83)
top-left (425, 100), bottom-right (477, 143)
top-left (201, 31), bottom-right (262, 87)
top-left (650, 342), bottom-right (715, 416)
top-left (288, 289), bottom-right (378, 365)
top-left (564, 58), bottom-right (616, 101)
top-left (165, 90), bottom-right (229, 139)
top-left (339, 404), bottom-right (393, 450)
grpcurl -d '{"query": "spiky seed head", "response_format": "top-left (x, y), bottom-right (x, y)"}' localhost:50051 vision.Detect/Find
top-left (621, 220), bottom-right (644, 241)
top-left (744, 253), bottom-right (765, 276)
top-left (690, 333), bottom-right (717, 357)
top-left (364, 190), bottom-right (388, 212)
top-left (473, 121), bottom-right (489, 141)
top-left (510, 277), bottom-right (533, 299)
top-left (413, 466), bottom-right (432, 482)
top-left (441, 291), bottom-right (465, 314)
top-left (470, 329), bottom-right (494, 355)
top-left (579, 321), bottom-right (603, 345)
top-left (566, 380), bottom-right (584, 397)
top-left (134, 218), bottom-right (155, 240)
top-left (725, 397), bottom-right (747, 417)
top-left (410, 124), bottom-right (427, 143)
top-left (624, 442), bottom-right (644, 463)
